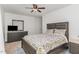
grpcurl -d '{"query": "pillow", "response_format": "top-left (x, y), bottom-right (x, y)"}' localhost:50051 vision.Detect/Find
top-left (45, 29), bottom-right (54, 34)
top-left (54, 29), bottom-right (66, 35)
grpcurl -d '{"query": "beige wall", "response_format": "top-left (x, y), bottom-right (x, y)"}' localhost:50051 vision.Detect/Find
top-left (42, 5), bottom-right (79, 39)
top-left (0, 6), bottom-right (5, 53)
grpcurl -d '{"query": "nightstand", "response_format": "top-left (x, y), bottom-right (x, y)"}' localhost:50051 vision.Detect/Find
top-left (69, 37), bottom-right (79, 54)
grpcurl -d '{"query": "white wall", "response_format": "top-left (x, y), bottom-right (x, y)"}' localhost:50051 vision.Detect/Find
top-left (0, 6), bottom-right (5, 53)
top-left (4, 12), bottom-right (42, 42)
top-left (42, 5), bottom-right (79, 38)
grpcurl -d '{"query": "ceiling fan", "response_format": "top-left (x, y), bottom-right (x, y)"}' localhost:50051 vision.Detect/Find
top-left (25, 4), bottom-right (45, 13)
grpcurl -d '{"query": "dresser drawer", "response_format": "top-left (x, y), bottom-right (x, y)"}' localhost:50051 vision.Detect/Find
top-left (7, 31), bottom-right (28, 43)
top-left (69, 42), bottom-right (79, 54)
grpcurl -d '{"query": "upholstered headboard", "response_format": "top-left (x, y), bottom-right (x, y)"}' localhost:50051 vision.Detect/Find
top-left (47, 22), bottom-right (69, 41)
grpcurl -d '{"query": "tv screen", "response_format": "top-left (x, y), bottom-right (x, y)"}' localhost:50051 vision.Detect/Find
top-left (8, 26), bottom-right (18, 31)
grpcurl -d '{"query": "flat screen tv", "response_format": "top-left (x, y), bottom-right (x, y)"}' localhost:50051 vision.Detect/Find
top-left (8, 25), bottom-right (18, 31)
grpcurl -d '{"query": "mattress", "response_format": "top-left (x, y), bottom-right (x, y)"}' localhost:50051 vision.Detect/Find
top-left (23, 33), bottom-right (68, 54)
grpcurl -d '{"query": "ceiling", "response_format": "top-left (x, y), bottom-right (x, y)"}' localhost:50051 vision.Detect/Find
top-left (1, 4), bottom-right (70, 17)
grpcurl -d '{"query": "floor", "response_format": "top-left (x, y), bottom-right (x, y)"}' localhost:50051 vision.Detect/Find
top-left (5, 41), bottom-right (25, 54)
top-left (5, 41), bottom-right (71, 54)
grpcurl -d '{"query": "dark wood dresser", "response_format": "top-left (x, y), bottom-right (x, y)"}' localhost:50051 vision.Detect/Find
top-left (7, 31), bottom-right (28, 43)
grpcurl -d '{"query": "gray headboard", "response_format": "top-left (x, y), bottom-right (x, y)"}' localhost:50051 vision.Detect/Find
top-left (47, 22), bottom-right (69, 41)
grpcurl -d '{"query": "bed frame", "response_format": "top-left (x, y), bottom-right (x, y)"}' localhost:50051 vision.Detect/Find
top-left (22, 22), bottom-right (69, 54)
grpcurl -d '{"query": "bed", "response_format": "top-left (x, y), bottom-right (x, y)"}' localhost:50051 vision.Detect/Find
top-left (22, 22), bottom-right (69, 54)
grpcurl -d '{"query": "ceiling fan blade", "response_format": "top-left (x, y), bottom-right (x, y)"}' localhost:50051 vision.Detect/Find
top-left (38, 7), bottom-right (45, 9)
top-left (37, 9), bottom-right (41, 13)
top-left (31, 10), bottom-right (34, 13)
top-left (25, 7), bottom-right (32, 9)
top-left (33, 4), bottom-right (38, 9)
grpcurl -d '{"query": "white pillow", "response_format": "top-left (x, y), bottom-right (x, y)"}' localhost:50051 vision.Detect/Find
top-left (54, 29), bottom-right (66, 35)
top-left (46, 29), bottom-right (54, 34)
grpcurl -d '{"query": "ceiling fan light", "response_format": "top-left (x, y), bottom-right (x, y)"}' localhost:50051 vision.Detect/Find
top-left (33, 9), bottom-right (37, 12)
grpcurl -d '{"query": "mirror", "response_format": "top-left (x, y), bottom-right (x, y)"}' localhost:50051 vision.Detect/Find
top-left (12, 20), bottom-right (24, 31)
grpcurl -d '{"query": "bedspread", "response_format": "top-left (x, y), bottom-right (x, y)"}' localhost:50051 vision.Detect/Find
top-left (23, 33), bottom-right (68, 54)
